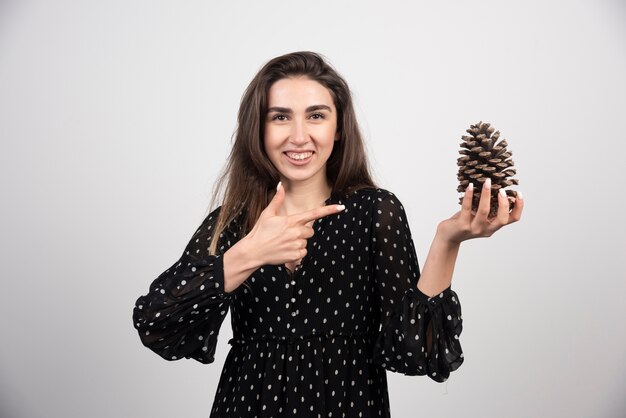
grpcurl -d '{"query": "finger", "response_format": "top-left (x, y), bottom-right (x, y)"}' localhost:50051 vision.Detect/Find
top-left (459, 182), bottom-right (474, 223)
top-left (507, 191), bottom-right (524, 223)
top-left (288, 244), bottom-right (307, 262)
top-left (299, 225), bottom-right (315, 239)
top-left (476, 177), bottom-right (492, 220)
top-left (493, 188), bottom-right (509, 227)
top-left (297, 247), bottom-right (307, 260)
top-left (290, 204), bottom-right (345, 225)
top-left (262, 181), bottom-right (285, 217)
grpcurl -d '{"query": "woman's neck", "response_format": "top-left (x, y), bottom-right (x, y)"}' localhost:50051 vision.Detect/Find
top-left (280, 177), bottom-right (332, 216)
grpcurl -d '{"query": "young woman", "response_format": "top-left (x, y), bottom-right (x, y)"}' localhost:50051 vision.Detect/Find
top-left (133, 51), bottom-right (523, 417)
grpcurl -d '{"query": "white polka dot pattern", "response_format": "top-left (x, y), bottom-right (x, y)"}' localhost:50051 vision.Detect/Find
top-left (133, 187), bottom-right (464, 417)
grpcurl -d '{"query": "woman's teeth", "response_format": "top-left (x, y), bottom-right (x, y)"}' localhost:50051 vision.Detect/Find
top-left (285, 152), bottom-right (313, 160)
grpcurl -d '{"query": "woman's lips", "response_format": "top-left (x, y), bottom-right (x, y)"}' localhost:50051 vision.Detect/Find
top-left (283, 151), bottom-right (314, 166)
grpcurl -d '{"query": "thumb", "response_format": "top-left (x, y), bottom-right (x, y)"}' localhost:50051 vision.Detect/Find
top-left (263, 181), bottom-right (285, 217)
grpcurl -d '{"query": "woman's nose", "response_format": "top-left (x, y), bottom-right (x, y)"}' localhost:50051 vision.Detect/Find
top-left (289, 120), bottom-right (308, 144)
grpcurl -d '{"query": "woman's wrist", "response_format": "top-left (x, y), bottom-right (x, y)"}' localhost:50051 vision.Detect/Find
top-left (223, 236), bottom-right (263, 293)
top-left (237, 235), bottom-right (265, 269)
top-left (435, 220), bottom-right (465, 247)
top-left (433, 228), bottom-right (462, 251)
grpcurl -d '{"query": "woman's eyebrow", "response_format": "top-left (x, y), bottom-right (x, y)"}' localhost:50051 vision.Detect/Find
top-left (306, 104), bottom-right (332, 113)
top-left (266, 105), bottom-right (332, 113)
top-left (267, 106), bottom-right (292, 114)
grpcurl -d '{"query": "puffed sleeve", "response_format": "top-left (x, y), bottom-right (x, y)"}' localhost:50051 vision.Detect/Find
top-left (370, 191), bottom-right (464, 382)
top-left (132, 207), bottom-right (240, 364)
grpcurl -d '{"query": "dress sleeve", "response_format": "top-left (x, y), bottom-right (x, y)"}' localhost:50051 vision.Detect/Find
top-left (370, 191), bottom-right (464, 382)
top-left (132, 207), bottom-right (239, 364)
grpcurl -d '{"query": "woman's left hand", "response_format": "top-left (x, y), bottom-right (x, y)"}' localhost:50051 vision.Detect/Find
top-left (436, 177), bottom-right (524, 245)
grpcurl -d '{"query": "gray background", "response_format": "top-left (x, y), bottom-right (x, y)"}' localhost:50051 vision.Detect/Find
top-left (1, 0), bottom-right (625, 417)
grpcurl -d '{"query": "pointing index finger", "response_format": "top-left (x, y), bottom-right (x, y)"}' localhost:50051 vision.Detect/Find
top-left (290, 204), bottom-right (345, 225)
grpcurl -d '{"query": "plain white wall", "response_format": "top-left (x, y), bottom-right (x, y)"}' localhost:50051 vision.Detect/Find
top-left (1, 0), bottom-right (625, 417)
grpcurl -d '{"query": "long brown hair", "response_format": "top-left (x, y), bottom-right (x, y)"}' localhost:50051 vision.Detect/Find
top-left (208, 51), bottom-right (376, 255)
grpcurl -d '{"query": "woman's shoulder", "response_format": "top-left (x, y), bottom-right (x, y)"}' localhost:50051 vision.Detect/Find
top-left (331, 187), bottom-right (405, 220)
top-left (197, 205), bottom-right (244, 236)
top-left (340, 186), bottom-right (401, 205)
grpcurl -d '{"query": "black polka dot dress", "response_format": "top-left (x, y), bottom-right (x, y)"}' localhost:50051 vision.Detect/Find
top-left (133, 188), bottom-right (464, 417)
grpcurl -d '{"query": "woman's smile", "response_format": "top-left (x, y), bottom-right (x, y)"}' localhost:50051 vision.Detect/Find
top-left (283, 150), bottom-right (314, 164)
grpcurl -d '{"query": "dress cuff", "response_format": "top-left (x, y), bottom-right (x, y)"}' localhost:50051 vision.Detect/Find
top-left (181, 254), bottom-right (231, 302)
top-left (413, 284), bottom-right (453, 306)
top-left (372, 285), bottom-right (463, 381)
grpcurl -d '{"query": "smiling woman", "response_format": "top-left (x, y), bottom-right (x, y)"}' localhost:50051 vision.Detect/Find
top-left (132, 51), bottom-right (522, 417)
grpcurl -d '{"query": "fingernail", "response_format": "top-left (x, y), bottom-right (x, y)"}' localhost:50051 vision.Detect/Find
top-left (517, 190), bottom-right (523, 199)
top-left (277, 181), bottom-right (282, 191)
top-left (484, 178), bottom-right (491, 188)
top-left (499, 188), bottom-right (505, 197)
top-left (336, 204), bottom-right (345, 211)
top-left (468, 182), bottom-right (474, 191)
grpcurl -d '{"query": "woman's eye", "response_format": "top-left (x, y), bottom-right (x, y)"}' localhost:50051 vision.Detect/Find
top-left (310, 113), bottom-right (325, 120)
top-left (272, 114), bottom-right (287, 121)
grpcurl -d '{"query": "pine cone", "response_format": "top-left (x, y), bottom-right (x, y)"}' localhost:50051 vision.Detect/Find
top-left (457, 121), bottom-right (519, 217)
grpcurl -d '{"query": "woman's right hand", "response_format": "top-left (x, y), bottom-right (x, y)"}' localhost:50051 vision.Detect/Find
top-left (223, 182), bottom-right (345, 293)
top-left (244, 182), bottom-right (345, 267)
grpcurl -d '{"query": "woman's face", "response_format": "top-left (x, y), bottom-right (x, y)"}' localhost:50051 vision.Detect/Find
top-left (264, 76), bottom-right (339, 188)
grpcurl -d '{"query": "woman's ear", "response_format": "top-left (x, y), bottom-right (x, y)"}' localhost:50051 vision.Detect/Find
top-left (334, 132), bottom-right (341, 141)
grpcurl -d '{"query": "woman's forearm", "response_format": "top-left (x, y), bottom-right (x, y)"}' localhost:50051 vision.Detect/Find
top-left (416, 230), bottom-right (461, 297)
